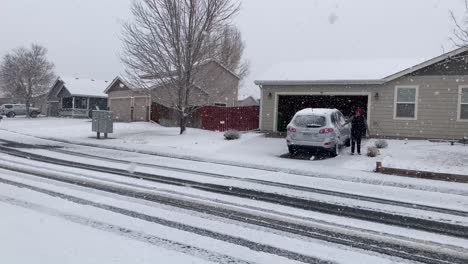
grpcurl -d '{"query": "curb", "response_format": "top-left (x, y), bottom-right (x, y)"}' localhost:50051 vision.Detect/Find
top-left (375, 162), bottom-right (468, 183)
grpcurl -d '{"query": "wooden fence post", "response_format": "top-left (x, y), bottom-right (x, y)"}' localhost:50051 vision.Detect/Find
top-left (376, 162), bottom-right (383, 173)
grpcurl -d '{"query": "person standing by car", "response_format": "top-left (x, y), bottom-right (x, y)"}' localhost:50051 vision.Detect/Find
top-left (346, 107), bottom-right (368, 155)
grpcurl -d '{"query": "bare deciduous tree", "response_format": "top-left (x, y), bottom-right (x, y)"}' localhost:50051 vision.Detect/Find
top-left (450, 0), bottom-right (468, 46)
top-left (121, 0), bottom-right (240, 134)
top-left (0, 44), bottom-right (55, 116)
top-left (207, 25), bottom-right (249, 81)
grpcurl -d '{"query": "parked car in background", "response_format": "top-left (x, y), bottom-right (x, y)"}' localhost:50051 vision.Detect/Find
top-left (286, 108), bottom-right (351, 156)
top-left (0, 104), bottom-right (41, 118)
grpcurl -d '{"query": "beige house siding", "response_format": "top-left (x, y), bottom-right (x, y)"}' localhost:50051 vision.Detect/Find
top-left (133, 97), bottom-right (150, 121)
top-left (260, 75), bottom-right (468, 139)
top-left (374, 75), bottom-right (468, 139)
top-left (150, 61), bottom-right (239, 108)
top-left (106, 61), bottom-right (239, 124)
top-left (193, 61), bottom-right (239, 107)
top-left (107, 82), bottom-right (151, 122)
top-left (110, 97), bottom-right (131, 122)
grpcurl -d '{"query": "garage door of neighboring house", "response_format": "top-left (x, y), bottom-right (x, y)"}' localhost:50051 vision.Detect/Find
top-left (47, 102), bottom-right (60, 117)
top-left (133, 97), bottom-right (150, 121)
top-left (110, 98), bottom-right (132, 122)
top-left (276, 94), bottom-right (370, 132)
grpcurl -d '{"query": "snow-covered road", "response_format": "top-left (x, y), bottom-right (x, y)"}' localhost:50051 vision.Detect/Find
top-left (0, 131), bottom-right (467, 263)
top-left (0, 171), bottom-right (407, 264)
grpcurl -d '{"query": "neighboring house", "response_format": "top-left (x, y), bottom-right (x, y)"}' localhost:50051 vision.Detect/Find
top-left (31, 93), bottom-right (48, 114)
top-left (104, 77), bottom-right (151, 122)
top-left (0, 97), bottom-right (11, 106)
top-left (238, 96), bottom-right (260, 107)
top-left (106, 60), bottom-right (240, 124)
top-left (47, 77), bottom-right (109, 118)
top-left (255, 46), bottom-right (468, 140)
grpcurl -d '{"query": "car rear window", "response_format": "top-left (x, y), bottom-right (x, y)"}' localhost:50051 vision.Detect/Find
top-left (293, 115), bottom-right (326, 128)
top-left (5, 105), bottom-right (13, 109)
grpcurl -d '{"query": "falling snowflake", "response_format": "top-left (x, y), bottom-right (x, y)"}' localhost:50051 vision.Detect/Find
top-left (128, 162), bottom-right (137, 174)
top-left (328, 13), bottom-right (338, 24)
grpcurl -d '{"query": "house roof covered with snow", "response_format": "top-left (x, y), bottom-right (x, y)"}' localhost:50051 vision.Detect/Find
top-left (255, 46), bottom-right (468, 86)
top-left (256, 58), bottom-right (423, 83)
top-left (58, 77), bottom-right (109, 98)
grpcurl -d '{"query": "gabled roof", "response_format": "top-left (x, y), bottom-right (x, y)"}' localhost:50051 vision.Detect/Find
top-left (55, 77), bottom-right (109, 98)
top-left (238, 96), bottom-right (259, 106)
top-left (254, 46), bottom-right (468, 86)
top-left (383, 46), bottom-right (468, 81)
top-left (201, 59), bottom-right (241, 80)
top-left (140, 59), bottom-right (240, 80)
top-left (104, 76), bottom-right (134, 94)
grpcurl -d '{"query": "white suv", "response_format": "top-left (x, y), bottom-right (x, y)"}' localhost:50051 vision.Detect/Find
top-left (286, 108), bottom-right (351, 156)
top-left (0, 104), bottom-right (41, 118)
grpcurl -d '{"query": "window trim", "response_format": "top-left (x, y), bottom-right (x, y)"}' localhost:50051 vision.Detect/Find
top-left (457, 85), bottom-right (468, 122)
top-left (393, 85), bottom-right (419, 120)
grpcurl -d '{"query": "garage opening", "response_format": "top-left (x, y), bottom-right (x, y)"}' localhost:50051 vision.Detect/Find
top-left (277, 95), bottom-right (368, 132)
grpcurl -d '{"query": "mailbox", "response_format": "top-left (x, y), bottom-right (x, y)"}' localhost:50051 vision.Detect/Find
top-left (92, 110), bottom-right (113, 139)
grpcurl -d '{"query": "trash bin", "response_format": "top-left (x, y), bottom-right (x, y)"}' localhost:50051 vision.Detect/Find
top-left (92, 110), bottom-right (113, 139)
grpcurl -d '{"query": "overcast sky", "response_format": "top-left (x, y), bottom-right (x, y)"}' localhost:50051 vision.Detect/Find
top-left (0, 0), bottom-right (466, 98)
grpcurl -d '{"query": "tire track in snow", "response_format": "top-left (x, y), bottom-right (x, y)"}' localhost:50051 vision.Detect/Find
top-left (0, 177), bottom-right (334, 264)
top-left (0, 170), bottom-right (466, 264)
top-left (0, 131), bottom-right (466, 196)
top-left (0, 144), bottom-right (467, 239)
top-left (0, 195), bottom-right (255, 264)
top-left (45, 147), bottom-right (468, 217)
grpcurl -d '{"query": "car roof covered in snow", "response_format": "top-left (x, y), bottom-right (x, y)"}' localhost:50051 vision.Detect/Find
top-left (294, 108), bottom-right (338, 116)
top-left (59, 77), bottom-right (109, 98)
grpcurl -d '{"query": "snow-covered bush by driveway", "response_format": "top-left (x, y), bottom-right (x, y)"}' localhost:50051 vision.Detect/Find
top-left (374, 139), bottom-right (388, 149)
top-left (367, 147), bottom-right (380, 157)
top-left (224, 130), bottom-right (240, 140)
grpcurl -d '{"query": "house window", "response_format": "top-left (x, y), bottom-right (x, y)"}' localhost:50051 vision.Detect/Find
top-left (62, 98), bottom-right (73, 108)
top-left (394, 86), bottom-right (418, 119)
top-left (74, 97), bottom-right (88, 109)
top-left (459, 86), bottom-right (468, 120)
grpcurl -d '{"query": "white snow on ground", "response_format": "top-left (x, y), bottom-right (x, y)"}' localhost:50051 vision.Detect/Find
top-left (0, 173), bottom-right (413, 264)
top-left (1, 117), bottom-right (467, 176)
top-left (1, 160), bottom-right (467, 252)
top-left (2, 151), bottom-right (467, 225)
top-left (0, 200), bottom-right (216, 264)
top-left (1, 118), bottom-right (468, 263)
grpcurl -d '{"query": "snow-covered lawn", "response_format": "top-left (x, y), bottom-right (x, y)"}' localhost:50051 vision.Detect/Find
top-left (1, 117), bottom-right (467, 176)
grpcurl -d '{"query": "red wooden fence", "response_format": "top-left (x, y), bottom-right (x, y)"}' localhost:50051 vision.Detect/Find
top-left (200, 106), bottom-right (259, 132)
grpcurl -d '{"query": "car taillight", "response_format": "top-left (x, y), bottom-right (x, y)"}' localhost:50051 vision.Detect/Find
top-left (324, 141), bottom-right (332, 145)
top-left (319, 128), bottom-right (334, 134)
top-left (287, 127), bottom-right (297, 133)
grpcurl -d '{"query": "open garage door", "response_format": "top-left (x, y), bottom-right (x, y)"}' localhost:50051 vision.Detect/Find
top-left (277, 95), bottom-right (368, 132)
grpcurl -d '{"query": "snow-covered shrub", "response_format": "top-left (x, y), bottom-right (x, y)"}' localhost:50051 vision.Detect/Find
top-left (224, 130), bottom-right (240, 140)
top-left (374, 139), bottom-right (388, 149)
top-left (367, 146), bottom-right (380, 157)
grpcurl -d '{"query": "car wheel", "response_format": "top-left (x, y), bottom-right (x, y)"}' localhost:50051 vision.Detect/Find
top-left (288, 146), bottom-right (296, 155)
top-left (330, 142), bottom-right (340, 157)
top-left (6, 112), bottom-right (15, 118)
